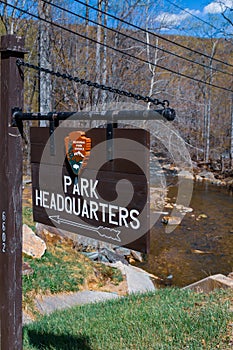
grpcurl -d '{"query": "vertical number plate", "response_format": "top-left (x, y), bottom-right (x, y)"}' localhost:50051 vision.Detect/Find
top-left (2, 211), bottom-right (6, 253)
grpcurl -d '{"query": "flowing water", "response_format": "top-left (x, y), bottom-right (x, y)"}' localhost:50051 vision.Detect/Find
top-left (138, 179), bottom-right (233, 287)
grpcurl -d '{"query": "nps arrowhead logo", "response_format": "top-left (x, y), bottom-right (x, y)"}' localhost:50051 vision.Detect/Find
top-left (65, 131), bottom-right (91, 175)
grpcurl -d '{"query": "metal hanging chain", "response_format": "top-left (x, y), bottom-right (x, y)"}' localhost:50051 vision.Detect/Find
top-left (16, 59), bottom-right (169, 108)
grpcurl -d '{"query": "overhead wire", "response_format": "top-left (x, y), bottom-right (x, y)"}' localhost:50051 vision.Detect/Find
top-left (42, 0), bottom-right (233, 78)
top-left (1, 0), bottom-right (232, 93)
top-left (74, 0), bottom-right (233, 70)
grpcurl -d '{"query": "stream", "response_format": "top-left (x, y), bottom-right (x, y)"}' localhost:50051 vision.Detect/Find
top-left (137, 179), bottom-right (233, 287)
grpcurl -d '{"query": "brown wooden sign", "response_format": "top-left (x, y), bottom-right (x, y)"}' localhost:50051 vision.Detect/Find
top-left (31, 126), bottom-right (150, 253)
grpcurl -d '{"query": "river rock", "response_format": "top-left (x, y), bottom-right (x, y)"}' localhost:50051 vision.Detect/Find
top-left (161, 163), bottom-right (179, 172)
top-left (162, 164), bottom-right (171, 170)
top-left (178, 170), bottom-right (194, 179)
top-left (195, 174), bottom-right (204, 181)
top-left (174, 204), bottom-right (193, 213)
top-left (150, 187), bottom-right (167, 211)
top-left (199, 170), bottom-right (215, 180)
top-left (131, 250), bottom-right (143, 262)
top-left (224, 177), bottom-right (233, 189)
top-left (101, 248), bottom-right (129, 264)
top-left (164, 203), bottom-right (174, 209)
top-left (113, 247), bottom-right (143, 263)
top-left (84, 248), bottom-right (129, 265)
top-left (23, 224), bottom-right (46, 258)
top-left (196, 213), bottom-right (208, 220)
top-left (161, 216), bottom-right (181, 225)
top-left (114, 247), bottom-right (131, 256)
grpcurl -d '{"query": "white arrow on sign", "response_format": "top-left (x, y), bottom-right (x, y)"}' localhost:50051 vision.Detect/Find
top-left (49, 215), bottom-right (121, 242)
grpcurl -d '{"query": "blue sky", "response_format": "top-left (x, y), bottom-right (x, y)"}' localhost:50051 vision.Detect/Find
top-left (157, 0), bottom-right (233, 18)
top-left (153, 0), bottom-right (233, 36)
top-left (165, 0), bottom-right (233, 14)
top-left (182, 0), bottom-right (232, 11)
top-left (180, 0), bottom-right (210, 11)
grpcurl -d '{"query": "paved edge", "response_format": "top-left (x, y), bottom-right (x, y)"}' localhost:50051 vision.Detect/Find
top-left (23, 262), bottom-right (155, 324)
top-left (35, 290), bottom-right (119, 315)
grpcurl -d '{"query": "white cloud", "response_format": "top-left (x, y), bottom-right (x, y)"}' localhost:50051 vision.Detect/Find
top-left (155, 9), bottom-right (201, 26)
top-left (203, 0), bottom-right (233, 14)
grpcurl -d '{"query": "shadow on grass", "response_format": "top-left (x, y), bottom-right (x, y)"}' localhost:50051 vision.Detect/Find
top-left (25, 330), bottom-right (93, 350)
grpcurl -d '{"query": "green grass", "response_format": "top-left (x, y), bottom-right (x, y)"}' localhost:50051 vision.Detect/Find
top-left (23, 245), bottom-right (123, 296)
top-left (23, 243), bottom-right (123, 316)
top-left (23, 206), bottom-right (36, 231)
top-left (22, 205), bottom-right (123, 316)
top-left (22, 200), bottom-right (232, 349)
top-left (23, 246), bottom-right (84, 318)
top-left (23, 250), bottom-right (85, 295)
top-left (23, 288), bottom-right (232, 350)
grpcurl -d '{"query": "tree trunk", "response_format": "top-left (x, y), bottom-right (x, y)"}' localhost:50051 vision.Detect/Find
top-left (38, 0), bottom-right (52, 125)
top-left (95, 0), bottom-right (103, 105)
top-left (204, 41), bottom-right (217, 162)
top-left (102, 0), bottom-right (108, 105)
top-left (145, 0), bottom-right (159, 111)
top-left (84, 0), bottom-right (90, 108)
top-left (231, 93), bottom-right (233, 169)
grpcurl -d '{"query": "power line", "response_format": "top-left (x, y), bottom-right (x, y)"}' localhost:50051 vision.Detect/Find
top-left (74, 0), bottom-right (233, 70)
top-left (1, 1), bottom-right (232, 93)
top-left (43, 0), bottom-right (233, 78)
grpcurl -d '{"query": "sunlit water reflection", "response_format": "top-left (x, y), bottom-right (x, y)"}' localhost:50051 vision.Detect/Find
top-left (138, 174), bottom-right (233, 287)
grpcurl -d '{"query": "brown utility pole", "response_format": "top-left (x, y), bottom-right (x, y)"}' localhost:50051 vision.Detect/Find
top-left (0, 34), bottom-right (25, 350)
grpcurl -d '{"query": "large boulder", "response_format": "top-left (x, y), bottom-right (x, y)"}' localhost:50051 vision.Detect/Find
top-left (23, 224), bottom-right (46, 258)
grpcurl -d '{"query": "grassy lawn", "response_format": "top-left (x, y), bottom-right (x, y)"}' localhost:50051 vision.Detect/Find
top-left (22, 206), bottom-right (123, 317)
top-left (22, 198), bottom-right (233, 349)
top-left (23, 288), bottom-right (233, 350)
top-left (23, 206), bottom-right (36, 231)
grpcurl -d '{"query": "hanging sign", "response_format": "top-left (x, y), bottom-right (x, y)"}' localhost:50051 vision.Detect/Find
top-left (30, 126), bottom-right (150, 253)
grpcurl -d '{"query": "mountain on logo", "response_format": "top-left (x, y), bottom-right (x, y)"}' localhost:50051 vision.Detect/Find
top-left (75, 151), bottom-right (85, 158)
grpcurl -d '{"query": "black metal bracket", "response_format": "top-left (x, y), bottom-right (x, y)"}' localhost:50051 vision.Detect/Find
top-left (11, 107), bottom-right (176, 156)
top-left (161, 107), bottom-right (176, 121)
top-left (106, 122), bottom-right (118, 163)
top-left (12, 108), bottom-right (62, 154)
top-left (12, 107), bottom-right (28, 144)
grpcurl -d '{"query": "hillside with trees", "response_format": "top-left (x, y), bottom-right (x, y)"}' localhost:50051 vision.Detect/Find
top-left (1, 0), bottom-right (233, 172)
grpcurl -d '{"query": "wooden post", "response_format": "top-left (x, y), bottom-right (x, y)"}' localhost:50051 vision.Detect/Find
top-left (0, 35), bottom-right (25, 350)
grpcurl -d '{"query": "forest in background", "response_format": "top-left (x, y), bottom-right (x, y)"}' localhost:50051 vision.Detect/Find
top-left (1, 0), bottom-right (233, 172)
